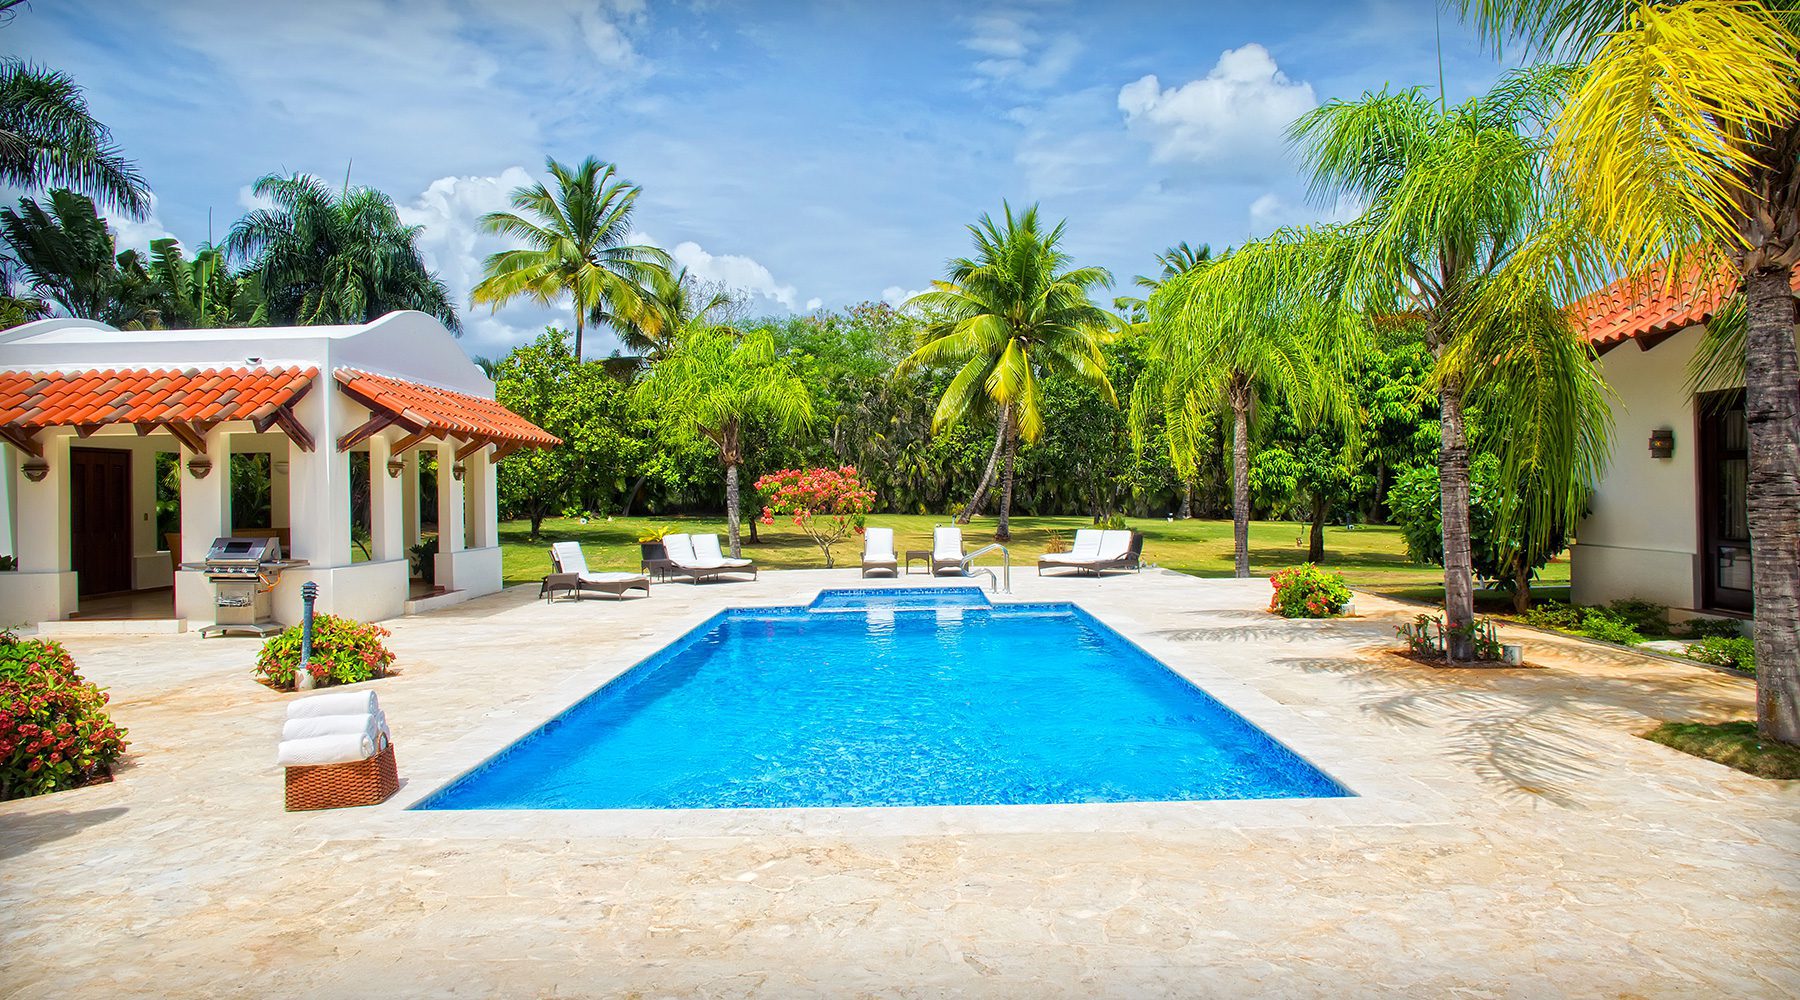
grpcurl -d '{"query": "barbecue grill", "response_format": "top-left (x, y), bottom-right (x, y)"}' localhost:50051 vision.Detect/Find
top-left (183, 537), bottom-right (308, 638)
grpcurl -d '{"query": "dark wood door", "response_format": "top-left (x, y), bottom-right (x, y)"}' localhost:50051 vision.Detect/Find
top-left (1698, 392), bottom-right (1753, 613)
top-left (71, 447), bottom-right (133, 597)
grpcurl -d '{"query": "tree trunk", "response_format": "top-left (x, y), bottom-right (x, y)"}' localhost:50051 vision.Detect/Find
top-left (619, 475), bottom-right (647, 518)
top-left (724, 462), bottom-right (742, 558)
top-left (530, 512), bottom-right (544, 540)
top-left (1308, 493), bottom-right (1326, 564)
top-left (959, 409), bottom-right (1009, 523)
top-left (573, 308), bottom-right (585, 363)
top-left (1180, 480), bottom-right (1194, 519)
top-left (1439, 377), bottom-right (1476, 662)
top-left (1513, 555), bottom-right (1531, 616)
top-left (1230, 383), bottom-right (1251, 579)
top-left (1742, 266), bottom-right (1800, 743)
top-left (995, 412), bottom-right (1019, 542)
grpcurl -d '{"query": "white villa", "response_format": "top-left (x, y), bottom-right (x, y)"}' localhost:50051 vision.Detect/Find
top-left (0, 311), bottom-right (557, 630)
top-left (1571, 264), bottom-right (1799, 619)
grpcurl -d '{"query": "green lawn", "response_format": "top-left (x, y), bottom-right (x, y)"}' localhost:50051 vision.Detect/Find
top-left (499, 513), bottom-right (1568, 604)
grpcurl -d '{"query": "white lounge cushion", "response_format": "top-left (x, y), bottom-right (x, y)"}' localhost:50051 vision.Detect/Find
top-left (662, 533), bottom-right (698, 565)
top-left (1096, 530), bottom-right (1132, 560)
top-left (692, 533), bottom-right (754, 568)
top-left (578, 571), bottom-right (648, 585)
top-left (933, 527), bottom-right (963, 560)
top-left (863, 527), bottom-right (896, 561)
top-left (551, 541), bottom-right (589, 575)
top-left (1041, 529), bottom-right (1104, 563)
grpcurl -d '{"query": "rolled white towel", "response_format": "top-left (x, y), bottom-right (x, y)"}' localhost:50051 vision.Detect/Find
top-left (277, 732), bottom-right (376, 767)
top-left (286, 689), bottom-right (379, 720)
top-left (282, 711), bottom-right (390, 743)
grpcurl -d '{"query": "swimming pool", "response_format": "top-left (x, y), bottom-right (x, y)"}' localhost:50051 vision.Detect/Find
top-left (418, 588), bottom-right (1348, 810)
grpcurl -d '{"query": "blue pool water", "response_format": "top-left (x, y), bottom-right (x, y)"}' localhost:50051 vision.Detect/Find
top-left (418, 589), bottom-right (1348, 810)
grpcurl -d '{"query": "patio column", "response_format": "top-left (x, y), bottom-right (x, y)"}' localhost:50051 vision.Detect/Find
top-left (15, 430), bottom-right (72, 574)
top-left (465, 445), bottom-right (499, 550)
top-left (286, 440), bottom-right (351, 569)
top-left (433, 440), bottom-right (464, 587)
top-left (369, 433), bottom-right (404, 563)
top-left (129, 444), bottom-right (163, 588)
top-left (0, 439), bottom-right (17, 562)
top-left (175, 424), bottom-right (234, 622)
top-left (401, 450), bottom-right (420, 551)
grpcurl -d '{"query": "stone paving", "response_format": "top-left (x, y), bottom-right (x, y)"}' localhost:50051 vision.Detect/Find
top-left (1, 569), bottom-right (1795, 998)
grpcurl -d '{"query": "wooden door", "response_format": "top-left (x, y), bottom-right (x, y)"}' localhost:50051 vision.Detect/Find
top-left (71, 447), bottom-right (133, 597)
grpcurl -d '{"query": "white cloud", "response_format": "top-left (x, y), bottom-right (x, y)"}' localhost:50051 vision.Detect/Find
top-left (1118, 44), bottom-right (1317, 178)
top-left (881, 285), bottom-right (927, 307)
top-left (668, 239), bottom-right (799, 311)
top-left (1246, 190), bottom-right (1363, 235)
top-left (804, 297), bottom-right (823, 311)
top-left (964, 7), bottom-right (1080, 90)
top-left (105, 192), bottom-right (177, 253)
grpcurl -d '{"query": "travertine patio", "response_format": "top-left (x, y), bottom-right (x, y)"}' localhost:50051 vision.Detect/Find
top-left (2, 570), bottom-right (1795, 998)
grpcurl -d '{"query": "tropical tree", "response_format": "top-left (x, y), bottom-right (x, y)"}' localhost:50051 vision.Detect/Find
top-left (0, 60), bottom-right (149, 218)
top-left (143, 238), bottom-right (260, 328)
top-left (0, 189), bottom-right (157, 326)
top-left (1460, 0), bottom-right (1800, 736)
top-left (1290, 68), bottom-right (1612, 659)
top-left (1138, 229), bottom-right (1362, 577)
top-left (471, 156), bottom-right (668, 361)
top-left (634, 325), bottom-right (813, 556)
top-left (900, 202), bottom-right (1117, 541)
top-left (611, 265), bottom-right (735, 358)
top-left (226, 173), bottom-right (457, 330)
top-left (1114, 241), bottom-right (1212, 322)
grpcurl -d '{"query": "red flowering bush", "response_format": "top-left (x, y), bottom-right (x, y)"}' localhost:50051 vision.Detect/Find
top-left (0, 630), bottom-right (128, 801)
top-left (1268, 564), bottom-right (1352, 619)
top-left (755, 465), bottom-right (877, 568)
top-left (254, 614), bottom-right (397, 691)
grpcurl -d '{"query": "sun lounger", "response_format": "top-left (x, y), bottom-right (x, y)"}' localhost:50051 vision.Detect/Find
top-left (1036, 529), bottom-right (1143, 576)
top-left (932, 526), bottom-right (966, 576)
top-left (662, 533), bottom-right (758, 583)
top-left (861, 527), bottom-right (898, 577)
top-left (548, 542), bottom-right (652, 599)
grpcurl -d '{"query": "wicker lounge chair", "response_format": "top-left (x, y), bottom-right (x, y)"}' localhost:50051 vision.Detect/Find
top-left (861, 527), bottom-right (898, 577)
top-left (1037, 530), bottom-right (1143, 577)
top-left (662, 533), bottom-right (758, 583)
top-left (548, 542), bottom-right (652, 599)
top-left (931, 526), bottom-right (966, 576)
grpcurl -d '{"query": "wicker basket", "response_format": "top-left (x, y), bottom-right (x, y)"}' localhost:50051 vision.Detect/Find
top-left (284, 742), bottom-right (399, 811)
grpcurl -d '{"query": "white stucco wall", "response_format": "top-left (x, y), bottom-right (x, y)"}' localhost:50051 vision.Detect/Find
top-left (1570, 327), bottom-right (1705, 610)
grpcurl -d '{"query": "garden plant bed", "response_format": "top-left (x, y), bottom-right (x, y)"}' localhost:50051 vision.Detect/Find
top-left (1641, 721), bottom-right (1800, 780)
top-left (1386, 649), bottom-right (1544, 671)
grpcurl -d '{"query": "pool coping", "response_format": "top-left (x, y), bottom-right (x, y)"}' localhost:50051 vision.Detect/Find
top-left (372, 582), bottom-right (1452, 838)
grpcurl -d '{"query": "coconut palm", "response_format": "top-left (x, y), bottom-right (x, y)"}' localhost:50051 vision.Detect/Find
top-left (1459, 0), bottom-right (1799, 735)
top-left (143, 238), bottom-right (259, 328)
top-left (900, 202), bottom-right (1117, 541)
top-left (471, 156), bottom-right (669, 361)
top-left (1137, 229), bottom-right (1362, 577)
top-left (634, 325), bottom-right (813, 557)
top-left (0, 60), bottom-right (149, 218)
top-left (1290, 67), bottom-right (1612, 660)
top-left (1114, 241), bottom-right (1212, 323)
top-left (226, 173), bottom-right (457, 330)
top-left (610, 265), bottom-right (735, 358)
top-left (0, 188), bottom-right (159, 326)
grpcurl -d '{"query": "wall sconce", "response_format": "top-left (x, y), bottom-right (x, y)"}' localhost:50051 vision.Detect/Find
top-left (386, 457), bottom-right (405, 478)
top-left (451, 462), bottom-right (466, 482)
top-left (21, 457), bottom-right (48, 483)
top-left (272, 460), bottom-right (289, 475)
top-left (1648, 428), bottom-right (1675, 459)
top-left (187, 456), bottom-right (214, 479)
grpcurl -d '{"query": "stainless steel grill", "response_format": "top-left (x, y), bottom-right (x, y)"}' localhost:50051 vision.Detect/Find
top-left (183, 537), bottom-right (308, 637)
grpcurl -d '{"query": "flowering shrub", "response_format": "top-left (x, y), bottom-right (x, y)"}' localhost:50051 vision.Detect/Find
top-left (0, 630), bottom-right (128, 801)
top-left (254, 614), bottom-right (397, 691)
top-left (1268, 564), bottom-right (1352, 618)
top-left (755, 465), bottom-right (877, 568)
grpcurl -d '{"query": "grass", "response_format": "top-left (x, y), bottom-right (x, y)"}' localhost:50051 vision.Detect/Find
top-left (1642, 721), bottom-right (1800, 780)
top-left (497, 512), bottom-right (1567, 603)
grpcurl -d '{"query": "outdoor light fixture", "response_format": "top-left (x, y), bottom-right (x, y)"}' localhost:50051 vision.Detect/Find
top-left (187, 455), bottom-right (213, 479)
top-left (273, 460), bottom-right (289, 475)
top-left (451, 462), bottom-right (466, 481)
top-left (21, 457), bottom-right (48, 483)
top-left (386, 457), bottom-right (405, 478)
top-left (1648, 428), bottom-right (1675, 459)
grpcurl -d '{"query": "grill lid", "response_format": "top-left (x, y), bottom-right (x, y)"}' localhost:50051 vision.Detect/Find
top-left (203, 536), bottom-right (283, 565)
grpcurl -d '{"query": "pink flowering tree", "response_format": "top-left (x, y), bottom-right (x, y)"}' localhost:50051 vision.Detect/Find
top-left (755, 466), bottom-right (877, 568)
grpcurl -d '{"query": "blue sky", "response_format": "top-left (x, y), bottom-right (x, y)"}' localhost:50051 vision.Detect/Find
top-left (8, 0), bottom-right (1517, 355)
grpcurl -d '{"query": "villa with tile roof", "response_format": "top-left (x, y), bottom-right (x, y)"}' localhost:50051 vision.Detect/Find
top-left (0, 311), bottom-right (557, 630)
top-left (1570, 264), bottom-right (1800, 619)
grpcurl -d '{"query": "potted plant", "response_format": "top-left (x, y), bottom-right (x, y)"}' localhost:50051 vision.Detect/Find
top-left (409, 535), bottom-right (438, 586)
top-left (637, 525), bottom-right (671, 563)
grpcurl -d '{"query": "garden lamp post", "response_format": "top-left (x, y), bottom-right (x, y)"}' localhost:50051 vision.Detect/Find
top-left (296, 581), bottom-right (318, 691)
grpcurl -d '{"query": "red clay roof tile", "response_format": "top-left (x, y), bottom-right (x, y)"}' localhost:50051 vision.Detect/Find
top-left (334, 369), bottom-right (559, 448)
top-left (0, 367), bottom-right (317, 430)
top-left (1573, 262), bottom-right (1800, 355)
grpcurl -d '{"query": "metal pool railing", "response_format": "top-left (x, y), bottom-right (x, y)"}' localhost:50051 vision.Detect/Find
top-left (961, 543), bottom-right (1011, 593)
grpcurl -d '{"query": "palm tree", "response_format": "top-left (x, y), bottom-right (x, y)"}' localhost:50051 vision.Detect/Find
top-left (611, 265), bottom-right (734, 358)
top-left (226, 173), bottom-right (457, 330)
top-left (144, 238), bottom-right (260, 328)
top-left (0, 60), bottom-right (149, 218)
top-left (0, 188), bottom-right (157, 326)
top-left (1118, 241), bottom-right (1214, 515)
top-left (633, 325), bottom-right (813, 557)
top-left (1459, 0), bottom-right (1799, 736)
top-left (1290, 67), bottom-right (1612, 660)
top-left (471, 156), bottom-right (669, 361)
top-left (1137, 229), bottom-right (1362, 577)
top-left (900, 202), bottom-right (1117, 541)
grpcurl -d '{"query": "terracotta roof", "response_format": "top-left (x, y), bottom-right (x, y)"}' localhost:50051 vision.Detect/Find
top-left (0, 366), bottom-right (317, 429)
top-left (334, 369), bottom-right (559, 449)
top-left (1573, 262), bottom-right (1800, 355)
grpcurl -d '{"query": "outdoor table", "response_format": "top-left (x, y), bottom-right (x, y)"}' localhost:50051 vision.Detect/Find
top-left (539, 572), bottom-right (580, 602)
top-left (904, 549), bottom-right (933, 575)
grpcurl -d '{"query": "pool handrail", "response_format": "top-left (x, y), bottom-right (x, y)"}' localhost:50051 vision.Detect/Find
top-left (961, 543), bottom-right (1011, 594)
